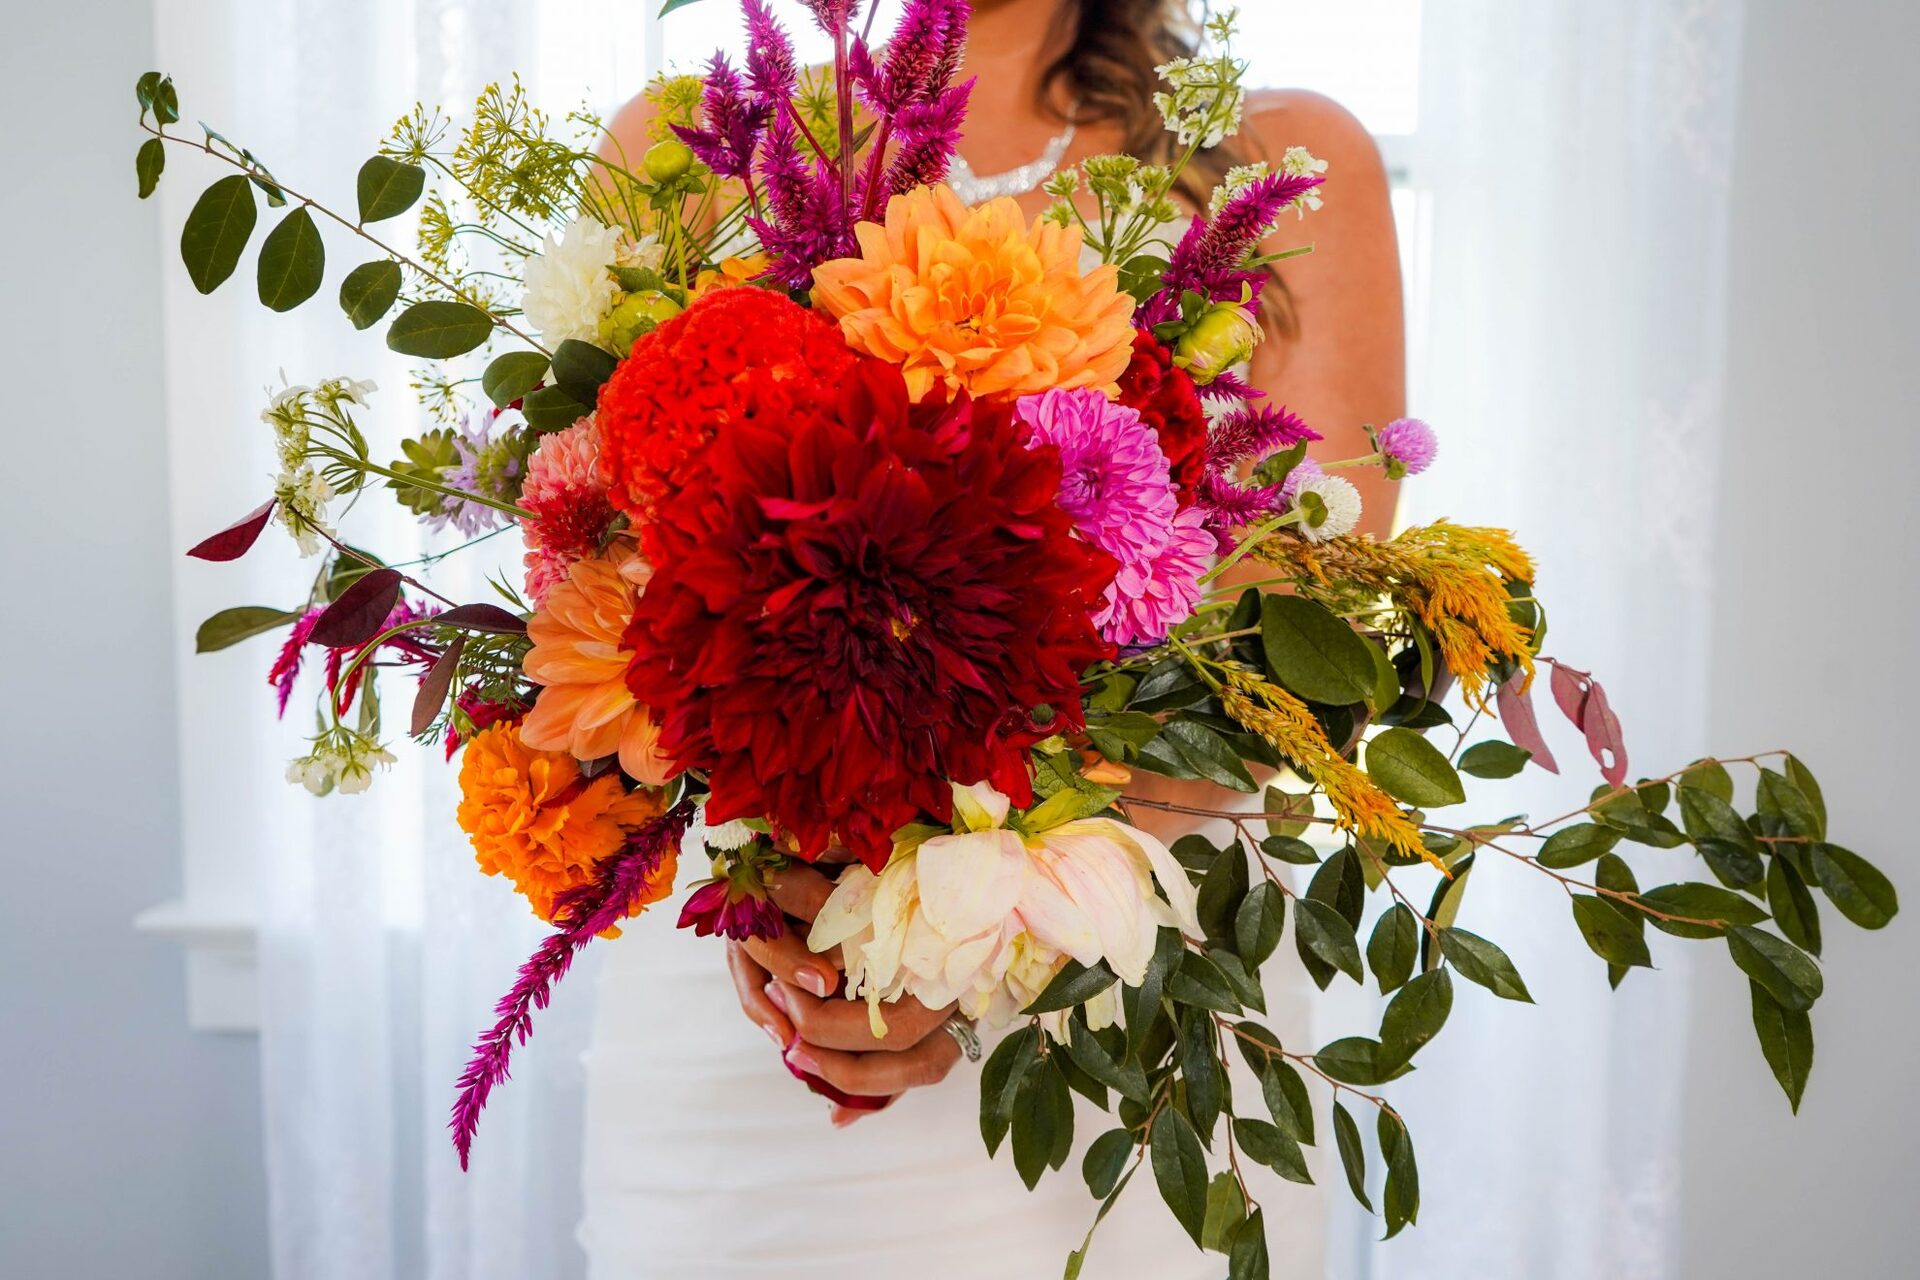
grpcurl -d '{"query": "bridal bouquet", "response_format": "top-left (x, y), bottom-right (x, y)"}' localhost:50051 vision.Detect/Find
top-left (133, 1), bottom-right (1894, 1273)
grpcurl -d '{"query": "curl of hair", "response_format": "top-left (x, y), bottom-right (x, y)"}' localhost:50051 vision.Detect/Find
top-left (1042, 0), bottom-right (1298, 336)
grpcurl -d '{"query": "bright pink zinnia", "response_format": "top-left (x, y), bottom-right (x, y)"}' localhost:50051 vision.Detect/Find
top-left (520, 419), bottom-right (617, 606)
top-left (1095, 505), bottom-right (1215, 649)
top-left (1016, 388), bottom-right (1205, 649)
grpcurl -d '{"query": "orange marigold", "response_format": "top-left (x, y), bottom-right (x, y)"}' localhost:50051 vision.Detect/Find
top-left (810, 185), bottom-right (1137, 404)
top-left (520, 543), bottom-right (676, 786)
top-left (456, 721), bottom-right (674, 927)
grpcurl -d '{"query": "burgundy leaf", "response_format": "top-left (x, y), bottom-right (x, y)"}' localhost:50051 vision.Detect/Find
top-left (1580, 680), bottom-right (1629, 788)
top-left (1495, 671), bottom-right (1559, 775)
top-left (411, 635), bottom-right (465, 737)
top-left (1549, 662), bottom-right (1589, 727)
top-left (438, 603), bottom-right (529, 635)
top-left (186, 498), bottom-right (275, 561)
top-left (308, 568), bottom-right (404, 648)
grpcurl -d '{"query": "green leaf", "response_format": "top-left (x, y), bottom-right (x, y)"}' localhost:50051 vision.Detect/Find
top-left (1537, 822), bottom-right (1621, 869)
top-left (1812, 844), bottom-right (1898, 929)
top-left (550, 337), bottom-right (621, 405)
top-left (1677, 758), bottom-right (1735, 803)
top-left (1228, 1209), bottom-right (1270, 1280)
top-left (1126, 928), bottom-right (1183, 1059)
top-left (1260, 594), bottom-right (1378, 705)
top-left (1378, 1111), bottom-right (1420, 1238)
top-left (1438, 927), bottom-right (1533, 1002)
top-left (522, 384), bottom-right (592, 432)
top-left (1572, 894), bottom-right (1653, 968)
top-left (1233, 1118), bottom-right (1312, 1184)
top-left (1726, 925), bottom-right (1823, 1012)
top-left (1233, 883), bottom-right (1286, 966)
top-left (1379, 968), bottom-right (1452, 1069)
top-left (1082, 1128), bottom-right (1133, 1199)
top-left (1314, 1037), bottom-right (1406, 1087)
top-left (1636, 882), bottom-right (1770, 939)
top-left (1010, 1062), bottom-right (1073, 1189)
top-left (1086, 710), bottom-right (1162, 762)
top-left (1260, 834), bottom-right (1319, 865)
top-left (1332, 1101), bottom-right (1372, 1212)
top-left (1367, 904), bottom-right (1420, 994)
top-left (1749, 981), bottom-right (1814, 1113)
top-left (1064, 1020), bottom-right (1150, 1104)
top-left (136, 137), bottom-right (165, 198)
top-left (979, 1025), bottom-right (1039, 1155)
top-left (1783, 755), bottom-right (1828, 836)
top-left (1295, 898), bottom-right (1363, 984)
top-left (355, 156), bottom-right (426, 223)
top-left (194, 605), bottom-right (300, 653)
top-left (1757, 769), bottom-right (1822, 840)
top-left (1459, 739), bottom-right (1531, 779)
top-left (659, 0), bottom-right (708, 14)
top-left (338, 260), bottom-right (403, 330)
top-left (180, 175), bottom-right (257, 293)
top-left (1024, 960), bottom-right (1119, 1016)
top-left (1592, 789), bottom-right (1687, 848)
top-left (256, 206), bottom-right (325, 311)
top-left (1181, 1010), bottom-right (1225, 1143)
top-left (1154, 719), bottom-right (1259, 792)
top-left (1170, 951), bottom-right (1242, 1014)
top-left (1263, 1062), bottom-right (1315, 1144)
top-left (1366, 728), bottom-right (1467, 808)
top-left (1421, 855), bottom-right (1474, 973)
top-left (1263, 786), bottom-right (1314, 839)
top-left (1201, 1171), bottom-right (1248, 1252)
top-left (386, 300), bottom-right (494, 358)
top-left (1197, 841), bottom-right (1252, 942)
top-left (1150, 1106), bottom-right (1210, 1245)
top-left (1677, 786), bottom-right (1759, 851)
top-left (1766, 857), bottom-right (1823, 956)
top-left (1699, 837), bottom-right (1766, 892)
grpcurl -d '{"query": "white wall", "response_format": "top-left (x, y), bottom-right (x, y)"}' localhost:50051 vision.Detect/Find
top-left (0, 3), bottom-right (268, 1276)
top-left (1678, 4), bottom-right (1920, 1276)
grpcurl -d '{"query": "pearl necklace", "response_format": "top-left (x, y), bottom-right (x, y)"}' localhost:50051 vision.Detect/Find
top-left (946, 118), bottom-right (1078, 205)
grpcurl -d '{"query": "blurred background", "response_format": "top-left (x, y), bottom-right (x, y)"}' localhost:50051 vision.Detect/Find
top-left (3, 1), bottom-right (1915, 1277)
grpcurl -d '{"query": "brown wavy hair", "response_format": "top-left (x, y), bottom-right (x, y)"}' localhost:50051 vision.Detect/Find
top-left (1040, 0), bottom-right (1297, 334)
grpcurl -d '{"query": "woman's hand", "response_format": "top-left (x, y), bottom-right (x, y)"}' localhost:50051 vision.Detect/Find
top-left (726, 862), bottom-right (965, 1126)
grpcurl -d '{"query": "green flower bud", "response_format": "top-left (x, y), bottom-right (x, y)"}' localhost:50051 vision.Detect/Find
top-left (1174, 302), bottom-right (1264, 383)
top-left (599, 289), bottom-right (685, 356)
top-left (643, 139), bottom-right (694, 184)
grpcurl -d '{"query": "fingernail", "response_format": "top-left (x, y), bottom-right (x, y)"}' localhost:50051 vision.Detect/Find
top-left (785, 1045), bottom-right (821, 1075)
top-left (762, 1023), bottom-right (785, 1049)
top-left (830, 1107), bottom-right (862, 1129)
top-left (763, 981), bottom-right (791, 1014)
top-left (799, 969), bottom-right (832, 998)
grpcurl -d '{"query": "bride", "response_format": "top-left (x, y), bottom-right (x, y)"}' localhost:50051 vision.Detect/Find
top-left (579, 1), bottom-right (1404, 1275)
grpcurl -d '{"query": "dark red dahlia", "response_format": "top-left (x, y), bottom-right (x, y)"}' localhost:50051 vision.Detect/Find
top-left (622, 363), bottom-right (1116, 870)
top-left (594, 287), bottom-right (859, 539)
top-left (1116, 329), bottom-right (1210, 503)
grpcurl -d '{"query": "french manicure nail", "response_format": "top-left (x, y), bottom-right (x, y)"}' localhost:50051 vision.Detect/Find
top-left (830, 1108), bottom-right (861, 1129)
top-left (763, 1023), bottom-right (785, 1049)
top-left (786, 1045), bottom-right (821, 1075)
top-left (763, 981), bottom-right (791, 1013)
top-left (799, 969), bottom-right (832, 998)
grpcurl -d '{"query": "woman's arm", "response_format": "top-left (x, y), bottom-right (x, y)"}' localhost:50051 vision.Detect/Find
top-left (1243, 90), bottom-right (1406, 537)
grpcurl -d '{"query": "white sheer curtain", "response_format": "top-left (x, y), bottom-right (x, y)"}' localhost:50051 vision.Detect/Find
top-left (1325, 4), bottom-right (1747, 1277)
top-left (152, 2), bottom-right (653, 1277)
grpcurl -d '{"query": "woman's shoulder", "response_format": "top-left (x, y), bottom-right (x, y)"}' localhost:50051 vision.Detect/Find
top-left (1240, 89), bottom-right (1386, 185)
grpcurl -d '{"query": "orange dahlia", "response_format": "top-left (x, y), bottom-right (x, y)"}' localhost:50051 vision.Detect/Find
top-left (810, 185), bottom-right (1137, 404)
top-left (520, 545), bottom-right (676, 785)
top-left (455, 721), bottom-right (674, 926)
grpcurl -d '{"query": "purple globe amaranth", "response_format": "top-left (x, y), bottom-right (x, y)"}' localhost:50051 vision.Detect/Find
top-left (1378, 417), bottom-right (1439, 478)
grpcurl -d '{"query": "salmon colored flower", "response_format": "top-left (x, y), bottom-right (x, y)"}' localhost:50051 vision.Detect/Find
top-left (455, 721), bottom-right (673, 926)
top-left (520, 547), bottom-right (676, 785)
top-left (808, 781), bottom-right (1200, 1039)
top-left (810, 185), bottom-right (1137, 404)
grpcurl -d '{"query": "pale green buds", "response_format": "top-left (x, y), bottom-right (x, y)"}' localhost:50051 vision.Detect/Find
top-left (599, 289), bottom-right (684, 356)
top-left (643, 139), bottom-right (694, 185)
top-left (1174, 302), bottom-right (1263, 383)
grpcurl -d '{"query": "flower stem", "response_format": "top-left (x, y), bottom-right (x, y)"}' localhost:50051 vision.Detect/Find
top-left (1200, 510), bottom-right (1303, 585)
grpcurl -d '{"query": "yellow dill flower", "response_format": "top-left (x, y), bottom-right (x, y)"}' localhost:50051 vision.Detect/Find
top-left (1221, 671), bottom-right (1445, 872)
top-left (641, 74), bottom-right (705, 142)
top-left (1257, 521), bottom-right (1537, 706)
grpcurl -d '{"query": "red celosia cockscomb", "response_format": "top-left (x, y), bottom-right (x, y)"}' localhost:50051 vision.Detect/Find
top-left (621, 362), bottom-right (1117, 870)
top-left (593, 287), bottom-right (859, 538)
top-left (1116, 330), bottom-right (1210, 502)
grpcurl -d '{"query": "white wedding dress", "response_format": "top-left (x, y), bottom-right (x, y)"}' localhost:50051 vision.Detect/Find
top-left (578, 839), bottom-right (1333, 1280)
